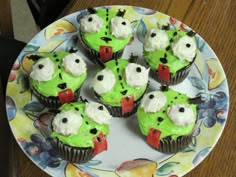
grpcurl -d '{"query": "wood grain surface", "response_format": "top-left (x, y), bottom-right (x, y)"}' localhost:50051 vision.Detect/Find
top-left (7, 0), bottom-right (236, 176)
top-left (0, 0), bottom-right (14, 38)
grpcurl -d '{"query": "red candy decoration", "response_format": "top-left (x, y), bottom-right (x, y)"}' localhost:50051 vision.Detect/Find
top-left (92, 133), bottom-right (107, 156)
top-left (99, 46), bottom-right (113, 61)
top-left (147, 128), bottom-right (162, 148)
top-left (58, 89), bottom-right (74, 103)
top-left (121, 94), bottom-right (134, 115)
top-left (158, 64), bottom-right (170, 83)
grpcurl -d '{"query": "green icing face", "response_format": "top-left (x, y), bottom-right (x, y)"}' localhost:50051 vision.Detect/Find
top-left (92, 59), bottom-right (148, 106)
top-left (80, 8), bottom-right (133, 52)
top-left (30, 51), bottom-right (87, 97)
top-left (51, 102), bottom-right (109, 148)
top-left (137, 89), bottom-right (197, 140)
top-left (143, 30), bottom-right (195, 75)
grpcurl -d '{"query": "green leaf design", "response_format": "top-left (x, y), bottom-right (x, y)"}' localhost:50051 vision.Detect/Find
top-left (157, 162), bottom-right (180, 176)
top-left (23, 44), bottom-right (40, 52)
top-left (131, 20), bottom-right (139, 29)
top-left (23, 101), bottom-right (45, 120)
top-left (136, 18), bottom-right (147, 43)
top-left (24, 111), bottom-right (37, 120)
top-left (194, 36), bottom-right (206, 52)
top-left (181, 146), bottom-right (195, 153)
top-left (181, 137), bottom-right (197, 153)
top-left (157, 22), bottom-right (162, 29)
top-left (191, 136), bottom-right (197, 146)
top-left (188, 76), bottom-right (206, 90)
top-left (16, 74), bottom-right (29, 93)
top-left (23, 101), bottom-right (45, 112)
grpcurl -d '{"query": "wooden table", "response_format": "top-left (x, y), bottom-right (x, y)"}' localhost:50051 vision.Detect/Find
top-left (2, 0), bottom-right (235, 176)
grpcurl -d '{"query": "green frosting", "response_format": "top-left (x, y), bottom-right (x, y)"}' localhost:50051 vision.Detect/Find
top-left (30, 51), bottom-right (87, 97)
top-left (95, 59), bottom-right (148, 106)
top-left (51, 102), bottom-right (109, 148)
top-left (80, 8), bottom-right (132, 52)
top-left (143, 30), bottom-right (192, 75)
top-left (137, 89), bottom-right (197, 140)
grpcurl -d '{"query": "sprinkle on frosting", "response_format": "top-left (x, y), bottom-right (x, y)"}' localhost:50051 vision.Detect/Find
top-left (30, 58), bottom-right (55, 82)
top-left (80, 14), bottom-right (103, 33)
top-left (52, 110), bottom-right (83, 136)
top-left (125, 63), bottom-right (150, 88)
top-left (167, 103), bottom-right (196, 126)
top-left (111, 16), bottom-right (132, 39)
top-left (62, 53), bottom-right (87, 77)
top-left (171, 35), bottom-right (197, 62)
top-left (85, 102), bottom-right (111, 124)
top-left (144, 29), bottom-right (169, 52)
top-left (91, 69), bottom-right (116, 94)
top-left (140, 91), bottom-right (167, 113)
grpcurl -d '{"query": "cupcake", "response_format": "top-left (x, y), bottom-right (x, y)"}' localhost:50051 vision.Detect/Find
top-left (29, 51), bottom-right (87, 108)
top-left (137, 88), bottom-right (200, 153)
top-left (90, 58), bottom-right (149, 117)
top-left (79, 7), bottom-right (133, 66)
top-left (50, 101), bottom-right (111, 163)
top-left (143, 27), bottom-right (197, 85)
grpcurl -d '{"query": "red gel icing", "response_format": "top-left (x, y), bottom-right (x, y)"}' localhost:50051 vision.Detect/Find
top-left (158, 64), bottom-right (170, 83)
top-left (92, 132), bottom-right (107, 156)
top-left (121, 94), bottom-right (134, 115)
top-left (147, 128), bottom-right (162, 148)
top-left (100, 46), bottom-right (113, 62)
top-left (58, 89), bottom-right (74, 103)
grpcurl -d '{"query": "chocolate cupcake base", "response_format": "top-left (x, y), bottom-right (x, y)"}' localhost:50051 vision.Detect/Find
top-left (150, 64), bottom-right (192, 86)
top-left (54, 139), bottom-right (94, 164)
top-left (105, 99), bottom-right (140, 117)
top-left (89, 47), bottom-right (124, 67)
top-left (31, 87), bottom-right (80, 109)
top-left (148, 56), bottom-right (196, 86)
top-left (79, 33), bottom-right (124, 67)
top-left (94, 92), bottom-right (145, 118)
top-left (154, 135), bottom-right (193, 154)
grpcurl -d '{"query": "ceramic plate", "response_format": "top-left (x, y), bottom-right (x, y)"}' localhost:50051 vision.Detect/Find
top-left (6, 5), bottom-right (229, 177)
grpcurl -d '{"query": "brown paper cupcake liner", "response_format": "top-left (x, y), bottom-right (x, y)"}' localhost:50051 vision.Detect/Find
top-left (31, 87), bottom-right (81, 109)
top-left (88, 47), bottom-right (124, 67)
top-left (94, 91), bottom-right (145, 117)
top-left (105, 99), bottom-right (140, 117)
top-left (79, 32), bottom-right (125, 67)
top-left (149, 56), bottom-right (196, 86)
top-left (150, 64), bottom-right (192, 85)
top-left (54, 139), bottom-right (94, 164)
top-left (154, 135), bottom-right (193, 154)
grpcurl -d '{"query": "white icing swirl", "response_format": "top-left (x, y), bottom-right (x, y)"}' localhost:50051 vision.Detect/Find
top-left (80, 14), bottom-right (103, 33)
top-left (62, 53), bottom-right (87, 77)
top-left (30, 58), bottom-right (55, 82)
top-left (85, 102), bottom-right (111, 124)
top-left (140, 91), bottom-right (167, 113)
top-left (111, 16), bottom-right (132, 39)
top-left (167, 103), bottom-right (196, 126)
top-left (52, 110), bottom-right (83, 136)
top-left (172, 35), bottom-right (197, 62)
top-left (144, 29), bottom-right (169, 52)
top-left (125, 63), bottom-right (149, 88)
top-left (91, 69), bottom-right (116, 94)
